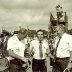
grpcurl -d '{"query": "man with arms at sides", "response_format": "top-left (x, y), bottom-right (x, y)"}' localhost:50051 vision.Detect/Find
top-left (53, 24), bottom-right (72, 72)
top-left (7, 28), bottom-right (29, 72)
top-left (30, 29), bottom-right (54, 72)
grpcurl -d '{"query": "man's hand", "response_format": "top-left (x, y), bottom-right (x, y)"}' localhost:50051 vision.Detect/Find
top-left (66, 62), bottom-right (72, 70)
top-left (64, 62), bottom-right (72, 72)
top-left (21, 57), bottom-right (28, 63)
top-left (22, 60), bottom-right (31, 69)
top-left (22, 63), bottom-right (27, 68)
top-left (30, 51), bottom-right (34, 57)
top-left (46, 53), bottom-right (54, 59)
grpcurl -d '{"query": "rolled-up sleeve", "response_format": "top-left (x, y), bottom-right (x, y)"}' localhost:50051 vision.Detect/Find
top-left (69, 35), bottom-right (72, 51)
top-left (7, 39), bottom-right (13, 51)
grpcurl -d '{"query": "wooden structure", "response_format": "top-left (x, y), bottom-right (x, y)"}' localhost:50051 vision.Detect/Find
top-left (48, 5), bottom-right (68, 50)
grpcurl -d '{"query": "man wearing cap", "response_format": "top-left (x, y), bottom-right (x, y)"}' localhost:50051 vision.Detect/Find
top-left (7, 28), bottom-right (28, 72)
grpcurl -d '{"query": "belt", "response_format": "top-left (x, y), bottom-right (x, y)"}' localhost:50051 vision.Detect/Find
top-left (33, 58), bottom-right (46, 61)
top-left (56, 57), bottom-right (70, 60)
top-left (33, 58), bottom-right (46, 63)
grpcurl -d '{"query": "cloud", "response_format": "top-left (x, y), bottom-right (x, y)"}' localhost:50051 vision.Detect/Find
top-left (0, 0), bottom-right (72, 32)
top-left (0, 7), bottom-right (50, 32)
top-left (0, 0), bottom-right (49, 9)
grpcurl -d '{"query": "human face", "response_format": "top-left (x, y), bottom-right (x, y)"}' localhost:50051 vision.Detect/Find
top-left (37, 31), bottom-right (44, 41)
top-left (55, 26), bottom-right (65, 37)
top-left (19, 33), bottom-right (27, 40)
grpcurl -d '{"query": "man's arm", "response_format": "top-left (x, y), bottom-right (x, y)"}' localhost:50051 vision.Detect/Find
top-left (29, 41), bottom-right (34, 57)
top-left (66, 51), bottom-right (72, 70)
top-left (46, 41), bottom-right (54, 59)
top-left (46, 48), bottom-right (54, 59)
top-left (67, 35), bottom-right (72, 69)
top-left (68, 35), bottom-right (72, 62)
top-left (69, 51), bottom-right (72, 62)
top-left (8, 49), bottom-right (28, 63)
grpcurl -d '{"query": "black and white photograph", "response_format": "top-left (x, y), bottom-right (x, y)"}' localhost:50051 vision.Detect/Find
top-left (0, 0), bottom-right (72, 72)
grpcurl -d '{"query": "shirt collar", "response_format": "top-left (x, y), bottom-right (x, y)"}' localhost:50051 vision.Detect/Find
top-left (14, 34), bottom-right (19, 41)
top-left (36, 38), bottom-right (45, 43)
top-left (61, 33), bottom-right (66, 38)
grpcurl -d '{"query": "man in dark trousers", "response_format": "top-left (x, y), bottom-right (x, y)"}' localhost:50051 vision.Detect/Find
top-left (30, 29), bottom-right (54, 72)
top-left (7, 28), bottom-right (29, 72)
top-left (53, 24), bottom-right (72, 72)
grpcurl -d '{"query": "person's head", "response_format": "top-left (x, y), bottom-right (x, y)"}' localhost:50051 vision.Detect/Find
top-left (0, 34), bottom-right (4, 42)
top-left (2, 30), bottom-right (10, 37)
top-left (37, 29), bottom-right (44, 41)
top-left (17, 28), bottom-right (27, 40)
top-left (55, 24), bottom-right (66, 37)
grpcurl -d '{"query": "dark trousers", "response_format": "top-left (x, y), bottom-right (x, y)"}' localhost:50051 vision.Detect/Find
top-left (32, 58), bottom-right (47, 72)
top-left (52, 57), bottom-right (69, 72)
top-left (9, 59), bottom-right (26, 72)
top-left (0, 68), bottom-right (9, 72)
top-left (9, 68), bottom-right (26, 72)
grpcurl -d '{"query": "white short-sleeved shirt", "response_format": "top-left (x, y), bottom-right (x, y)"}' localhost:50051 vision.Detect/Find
top-left (53, 33), bottom-right (72, 58)
top-left (7, 35), bottom-right (25, 60)
top-left (30, 39), bottom-right (50, 60)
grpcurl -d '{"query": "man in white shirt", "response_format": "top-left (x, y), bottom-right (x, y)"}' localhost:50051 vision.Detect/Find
top-left (53, 24), bottom-right (72, 72)
top-left (30, 29), bottom-right (54, 72)
top-left (7, 28), bottom-right (28, 72)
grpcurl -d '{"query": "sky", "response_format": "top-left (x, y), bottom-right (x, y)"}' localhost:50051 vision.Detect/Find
top-left (0, 0), bottom-right (72, 32)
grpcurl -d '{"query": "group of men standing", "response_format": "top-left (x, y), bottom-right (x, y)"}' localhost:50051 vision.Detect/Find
top-left (0, 24), bottom-right (72, 72)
